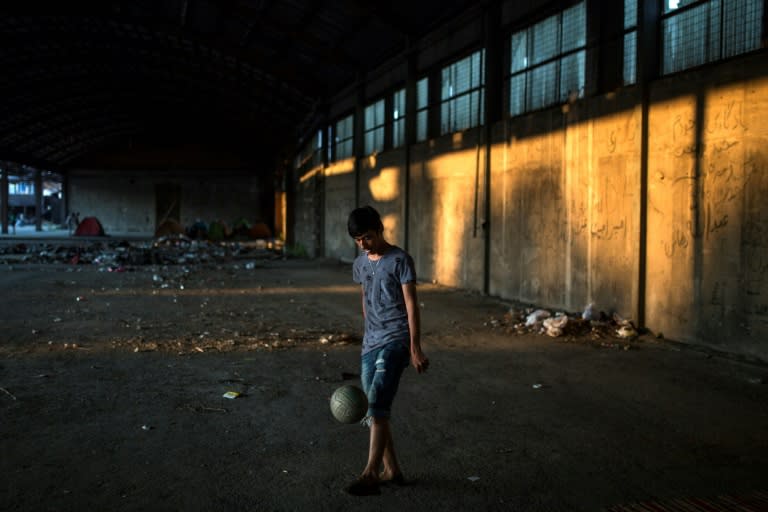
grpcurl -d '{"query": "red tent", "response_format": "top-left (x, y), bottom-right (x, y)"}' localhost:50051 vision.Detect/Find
top-left (74, 217), bottom-right (106, 236)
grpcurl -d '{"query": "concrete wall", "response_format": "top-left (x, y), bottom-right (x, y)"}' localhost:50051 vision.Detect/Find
top-left (70, 172), bottom-right (154, 233)
top-left (323, 158), bottom-right (356, 261)
top-left (645, 56), bottom-right (768, 359)
top-left (293, 53), bottom-right (768, 360)
top-left (490, 91), bottom-right (642, 315)
top-left (293, 167), bottom-right (322, 258)
top-left (409, 133), bottom-right (487, 290)
top-left (70, 169), bottom-right (268, 235)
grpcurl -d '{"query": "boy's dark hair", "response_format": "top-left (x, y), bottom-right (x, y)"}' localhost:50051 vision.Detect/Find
top-left (347, 206), bottom-right (383, 237)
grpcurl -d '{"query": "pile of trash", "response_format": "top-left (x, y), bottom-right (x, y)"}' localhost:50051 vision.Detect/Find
top-left (0, 235), bottom-right (284, 266)
top-left (490, 302), bottom-right (640, 345)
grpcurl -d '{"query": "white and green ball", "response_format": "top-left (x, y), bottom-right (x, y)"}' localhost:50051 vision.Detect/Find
top-left (330, 385), bottom-right (368, 424)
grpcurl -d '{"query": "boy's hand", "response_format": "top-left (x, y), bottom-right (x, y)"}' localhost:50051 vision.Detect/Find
top-left (411, 348), bottom-right (430, 374)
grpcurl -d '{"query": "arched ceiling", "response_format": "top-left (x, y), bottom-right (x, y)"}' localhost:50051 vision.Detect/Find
top-left (0, 1), bottom-right (478, 171)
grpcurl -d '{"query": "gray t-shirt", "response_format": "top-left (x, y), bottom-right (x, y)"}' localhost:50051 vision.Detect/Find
top-left (352, 246), bottom-right (416, 355)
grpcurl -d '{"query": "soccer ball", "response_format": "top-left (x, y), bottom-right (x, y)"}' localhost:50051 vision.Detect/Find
top-left (330, 385), bottom-right (368, 424)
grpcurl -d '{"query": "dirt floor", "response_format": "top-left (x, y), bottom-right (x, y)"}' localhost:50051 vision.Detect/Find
top-left (2, 240), bottom-right (768, 511)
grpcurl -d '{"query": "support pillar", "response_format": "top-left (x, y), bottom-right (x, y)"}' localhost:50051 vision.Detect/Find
top-left (34, 168), bottom-right (43, 232)
top-left (404, 43), bottom-right (418, 253)
top-left (482, 0), bottom-right (503, 295)
top-left (1, 167), bottom-right (8, 235)
top-left (637, 0), bottom-right (661, 328)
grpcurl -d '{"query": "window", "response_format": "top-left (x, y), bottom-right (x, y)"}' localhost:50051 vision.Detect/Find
top-left (364, 99), bottom-right (385, 155)
top-left (416, 77), bottom-right (429, 142)
top-left (508, 2), bottom-right (586, 116)
top-left (9, 182), bottom-right (33, 195)
top-left (392, 88), bottom-right (406, 148)
top-left (334, 114), bottom-right (354, 161)
top-left (440, 49), bottom-right (485, 134)
top-left (624, 0), bottom-right (638, 85)
top-left (662, 0), bottom-right (763, 75)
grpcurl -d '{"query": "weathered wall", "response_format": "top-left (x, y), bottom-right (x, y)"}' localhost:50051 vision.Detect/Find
top-left (645, 56), bottom-right (768, 359)
top-left (293, 53), bottom-right (768, 359)
top-left (490, 112), bottom-right (570, 308)
top-left (70, 172), bottom-right (154, 233)
top-left (358, 149), bottom-right (407, 249)
top-left (408, 132), bottom-right (487, 290)
top-left (183, 174), bottom-right (267, 226)
top-left (322, 159), bottom-right (356, 261)
top-left (293, 167), bottom-right (323, 258)
top-left (70, 170), bottom-right (268, 235)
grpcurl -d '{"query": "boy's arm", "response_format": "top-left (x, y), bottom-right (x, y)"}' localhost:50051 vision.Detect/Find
top-left (402, 282), bottom-right (429, 374)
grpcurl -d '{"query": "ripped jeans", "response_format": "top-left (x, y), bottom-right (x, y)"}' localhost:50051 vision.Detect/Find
top-left (360, 342), bottom-right (410, 419)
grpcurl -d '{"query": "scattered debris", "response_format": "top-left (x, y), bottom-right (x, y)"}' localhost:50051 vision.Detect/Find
top-left (525, 309), bottom-right (551, 326)
top-left (0, 387), bottom-right (18, 400)
top-left (494, 303), bottom-right (640, 348)
top-left (0, 237), bottom-right (284, 267)
top-left (542, 315), bottom-right (568, 337)
top-left (616, 325), bottom-right (638, 339)
top-left (582, 303), bottom-right (596, 320)
top-left (222, 391), bottom-right (241, 399)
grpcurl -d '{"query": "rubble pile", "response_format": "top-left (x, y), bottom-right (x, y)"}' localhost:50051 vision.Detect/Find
top-left (488, 303), bottom-right (641, 348)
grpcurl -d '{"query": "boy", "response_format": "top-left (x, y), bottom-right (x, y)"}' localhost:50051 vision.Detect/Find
top-left (345, 205), bottom-right (429, 496)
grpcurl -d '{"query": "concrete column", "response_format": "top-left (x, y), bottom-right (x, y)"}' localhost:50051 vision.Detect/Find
top-left (482, 0), bottom-right (502, 295)
top-left (284, 154), bottom-right (295, 248)
top-left (353, 76), bottom-right (365, 209)
top-left (763, 0), bottom-right (767, 48)
top-left (34, 168), bottom-right (43, 231)
top-left (404, 44), bottom-right (418, 253)
top-left (427, 68), bottom-right (441, 139)
top-left (1, 167), bottom-right (8, 234)
top-left (590, 0), bottom-right (624, 94)
top-left (318, 111), bottom-right (328, 257)
top-left (636, 0), bottom-right (661, 327)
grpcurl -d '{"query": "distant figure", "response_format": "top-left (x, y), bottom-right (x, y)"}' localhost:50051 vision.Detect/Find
top-left (8, 211), bottom-right (16, 234)
top-left (66, 211), bottom-right (80, 235)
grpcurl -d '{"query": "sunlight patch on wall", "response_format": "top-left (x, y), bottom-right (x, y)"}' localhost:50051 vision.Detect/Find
top-left (430, 175), bottom-right (476, 287)
top-left (299, 167), bottom-right (322, 184)
top-left (426, 149), bottom-right (482, 179)
top-left (325, 158), bottom-right (355, 177)
top-left (368, 167), bottom-right (400, 201)
top-left (381, 213), bottom-right (399, 244)
top-left (645, 93), bottom-right (697, 332)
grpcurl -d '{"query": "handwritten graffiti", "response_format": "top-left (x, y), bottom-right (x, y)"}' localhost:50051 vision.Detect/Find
top-left (663, 226), bottom-right (690, 258)
top-left (705, 209), bottom-right (729, 235)
top-left (591, 218), bottom-right (626, 241)
top-left (706, 100), bottom-right (747, 135)
top-left (672, 115), bottom-right (695, 143)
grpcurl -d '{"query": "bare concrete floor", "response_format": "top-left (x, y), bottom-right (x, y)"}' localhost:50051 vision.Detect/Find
top-left (1, 257), bottom-right (767, 511)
